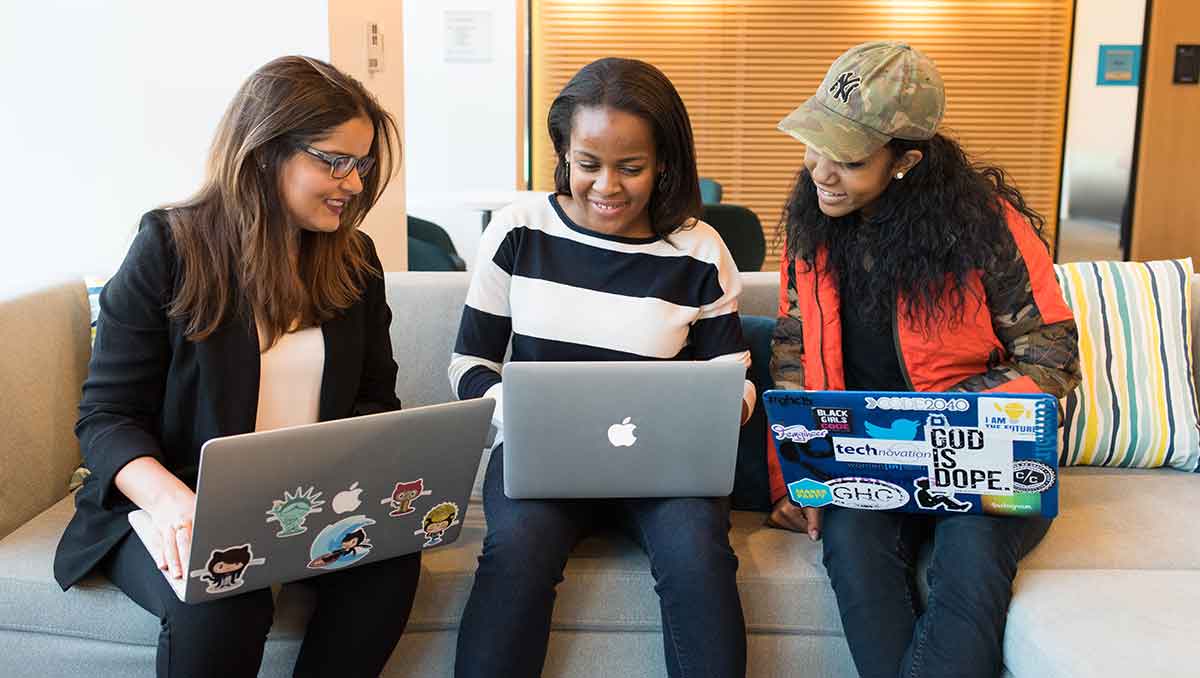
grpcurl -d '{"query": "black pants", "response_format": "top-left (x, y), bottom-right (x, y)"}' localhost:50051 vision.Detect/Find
top-left (103, 532), bottom-right (421, 678)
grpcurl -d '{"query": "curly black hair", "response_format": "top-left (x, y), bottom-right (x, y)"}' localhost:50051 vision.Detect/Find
top-left (780, 133), bottom-right (1047, 332)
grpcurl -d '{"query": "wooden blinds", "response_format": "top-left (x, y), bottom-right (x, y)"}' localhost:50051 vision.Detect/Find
top-left (530, 0), bottom-right (1074, 269)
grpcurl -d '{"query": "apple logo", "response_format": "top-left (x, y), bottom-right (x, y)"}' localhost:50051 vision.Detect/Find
top-left (332, 482), bottom-right (363, 514)
top-left (607, 417), bottom-right (637, 447)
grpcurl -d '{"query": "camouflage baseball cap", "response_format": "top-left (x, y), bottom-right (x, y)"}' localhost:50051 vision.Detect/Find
top-left (777, 41), bottom-right (945, 162)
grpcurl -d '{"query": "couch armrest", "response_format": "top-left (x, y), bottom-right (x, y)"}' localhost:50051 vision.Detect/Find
top-left (0, 280), bottom-right (91, 540)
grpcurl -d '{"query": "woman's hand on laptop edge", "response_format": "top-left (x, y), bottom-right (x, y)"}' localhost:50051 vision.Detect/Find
top-left (766, 499), bottom-right (821, 541)
top-left (149, 490), bottom-right (197, 580)
top-left (115, 457), bottom-right (197, 579)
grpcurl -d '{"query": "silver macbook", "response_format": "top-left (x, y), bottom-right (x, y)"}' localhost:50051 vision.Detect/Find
top-left (501, 361), bottom-right (746, 498)
top-left (129, 399), bottom-right (494, 603)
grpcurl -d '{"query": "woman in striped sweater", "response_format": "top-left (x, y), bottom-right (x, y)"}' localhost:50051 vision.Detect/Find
top-left (450, 58), bottom-right (753, 678)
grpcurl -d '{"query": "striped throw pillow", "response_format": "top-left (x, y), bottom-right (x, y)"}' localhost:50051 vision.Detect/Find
top-left (1055, 259), bottom-right (1200, 471)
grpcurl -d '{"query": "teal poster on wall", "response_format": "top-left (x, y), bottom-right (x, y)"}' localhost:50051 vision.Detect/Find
top-left (1097, 44), bottom-right (1141, 86)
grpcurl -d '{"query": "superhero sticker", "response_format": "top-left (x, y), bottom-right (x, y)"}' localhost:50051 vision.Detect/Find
top-left (265, 486), bottom-right (325, 537)
top-left (381, 478), bottom-right (432, 517)
top-left (415, 502), bottom-right (460, 548)
top-left (193, 543), bottom-right (266, 594)
top-left (308, 515), bottom-right (376, 570)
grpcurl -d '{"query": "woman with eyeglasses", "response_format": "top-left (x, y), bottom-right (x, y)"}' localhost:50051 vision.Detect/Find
top-left (53, 56), bottom-right (417, 678)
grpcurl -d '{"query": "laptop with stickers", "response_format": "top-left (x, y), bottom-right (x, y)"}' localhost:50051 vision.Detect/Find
top-left (762, 390), bottom-right (1059, 518)
top-left (128, 398), bottom-right (494, 603)
top-left (501, 361), bottom-right (747, 498)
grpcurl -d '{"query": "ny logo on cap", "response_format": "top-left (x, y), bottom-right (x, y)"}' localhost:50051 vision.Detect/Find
top-left (829, 71), bottom-right (862, 104)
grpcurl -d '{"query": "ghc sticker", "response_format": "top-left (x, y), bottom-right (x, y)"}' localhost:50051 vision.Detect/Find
top-left (787, 478), bottom-right (834, 507)
top-left (826, 477), bottom-right (911, 511)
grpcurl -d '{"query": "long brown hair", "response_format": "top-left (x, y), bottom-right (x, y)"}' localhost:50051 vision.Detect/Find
top-left (166, 55), bottom-right (399, 348)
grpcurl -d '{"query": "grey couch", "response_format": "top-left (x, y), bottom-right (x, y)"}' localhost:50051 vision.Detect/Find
top-left (2, 272), bottom-right (1198, 677)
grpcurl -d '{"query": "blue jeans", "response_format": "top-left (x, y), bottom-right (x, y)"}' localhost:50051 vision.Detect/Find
top-left (821, 508), bottom-right (1051, 678)
top-left (454, 446), bottom-right (747, 678)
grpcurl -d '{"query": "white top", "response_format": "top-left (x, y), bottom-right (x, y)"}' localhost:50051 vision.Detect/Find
top-left (255, 325), bottom-right (325, 432)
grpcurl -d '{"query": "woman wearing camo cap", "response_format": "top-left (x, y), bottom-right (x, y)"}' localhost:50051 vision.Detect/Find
top-left (765, 42), bottom-right (1081, 678)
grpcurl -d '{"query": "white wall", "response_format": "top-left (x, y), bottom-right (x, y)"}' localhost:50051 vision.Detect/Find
top-left (1061, 0), bottom-right (1146, 222)
top-left (0, 1), bottom-right (329, 289)
top-left (402, 0), bottom-right (519, 267)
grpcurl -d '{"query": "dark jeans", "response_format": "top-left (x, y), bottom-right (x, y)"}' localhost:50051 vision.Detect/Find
top-left (821, 508), bottom-right (1051, 678)
top-left (454, 446), bottom-right (746, 678)
top-left (103, 531), bottom-right (421, 678)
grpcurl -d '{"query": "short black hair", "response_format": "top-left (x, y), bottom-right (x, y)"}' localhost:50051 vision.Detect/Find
top-left (547, 57), bottom-right (702, 238)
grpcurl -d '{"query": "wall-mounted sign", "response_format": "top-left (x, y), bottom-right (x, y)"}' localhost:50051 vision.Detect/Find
top-left (1097, 44), bottom-right (1141, 86)
top-left (444, 10), bottom-right (492, 64)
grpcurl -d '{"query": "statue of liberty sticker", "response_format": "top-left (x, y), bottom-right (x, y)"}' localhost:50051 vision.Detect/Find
top-left (265, 486), bottom-right (325, 537)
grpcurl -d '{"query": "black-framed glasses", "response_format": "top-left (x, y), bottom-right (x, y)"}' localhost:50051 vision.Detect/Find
top-left (297, 143), bottom-right (376, 180)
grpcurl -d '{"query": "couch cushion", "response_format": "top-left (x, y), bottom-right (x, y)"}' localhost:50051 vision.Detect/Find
top-left (0, 280), bottom-right (91, 540)
top-left (1005, 570), bottom-right (1200, 678)
top-left (1022, 467), bottom-right (1200, 570)
top-left (1055, 260), bottom-right (1200, 471)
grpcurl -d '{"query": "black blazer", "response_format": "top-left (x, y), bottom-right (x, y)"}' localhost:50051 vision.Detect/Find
top-left (54, 211), bottom-right (402, 589)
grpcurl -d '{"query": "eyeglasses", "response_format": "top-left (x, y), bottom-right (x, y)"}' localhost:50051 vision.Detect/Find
top-left (297, 143), bottom-right (376, 180)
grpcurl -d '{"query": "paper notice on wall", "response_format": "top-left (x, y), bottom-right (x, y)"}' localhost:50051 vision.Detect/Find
top-left (445, 10), bottom-right (492, 63)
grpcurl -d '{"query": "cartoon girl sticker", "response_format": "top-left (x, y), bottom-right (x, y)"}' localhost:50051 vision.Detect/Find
top-left (380, 478), bottom-right (432, 517)
top-left (197, 544), bottom-right (265, 594)
top-left (415, 502), bottom-right (460, 548)
top-left (307, 515), bottom-right (377, 570)
top-left (265, 486), bottom-right (325, 537)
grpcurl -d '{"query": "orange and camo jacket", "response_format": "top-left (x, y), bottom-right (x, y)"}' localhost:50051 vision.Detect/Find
top-left (767, 203), bottom-right (1082, 503)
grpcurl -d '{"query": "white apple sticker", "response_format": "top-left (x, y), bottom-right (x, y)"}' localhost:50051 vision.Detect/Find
top-left (607, 417), bottom-right (637, 447)
top-left (331, 481), bottom-right (364, 514)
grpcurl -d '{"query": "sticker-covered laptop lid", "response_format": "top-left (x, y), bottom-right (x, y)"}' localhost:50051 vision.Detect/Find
top-left (762, 391), bottom-right (1059, 518)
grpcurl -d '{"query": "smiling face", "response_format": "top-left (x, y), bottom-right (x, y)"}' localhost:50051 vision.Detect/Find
top-left (559, 106), bottom-right (659, 238)
top-left (804, 144), bottom-right (923, 218)
top-left (277, 115), bottom-right (375, 234)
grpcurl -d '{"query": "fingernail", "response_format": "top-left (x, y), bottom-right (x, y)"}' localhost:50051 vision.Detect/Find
top-left (809, 530), bottom-right (819, 541)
